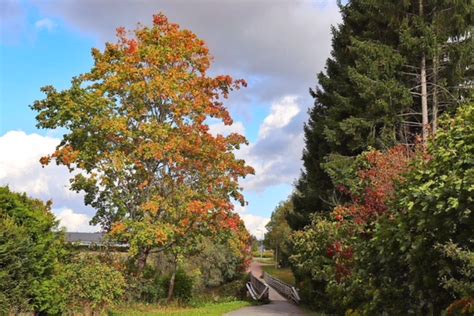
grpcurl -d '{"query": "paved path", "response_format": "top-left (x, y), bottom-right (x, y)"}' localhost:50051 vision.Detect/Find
top-left (225, 260), bottom-right (307, 316)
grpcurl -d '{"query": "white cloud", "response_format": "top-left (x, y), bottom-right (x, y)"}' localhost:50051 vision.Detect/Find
top-left (240, 213), bottom-right (270, 238)
top-left (233, 203), bottom-right (247, 215)
top-left (35, 18), bottom-right (56, 31)
top-left (234, 204), bottom-right (269, 237)
top-left (32, 0), bottom-right (340, 106)
top-left (0, 130), bottom-right (95, 219)
top-left (0, 130), bottom-right (58, 189)
top-left (236, 95), bottom-right (306, 193)
top-left (208, 121), bottom-right (245, 137)
top-left (55, 208), bottom-right (99, 232)
top-left (259, 96), bottom-right (300, 138)
top-left (23, 0), bottom-right (340, 197)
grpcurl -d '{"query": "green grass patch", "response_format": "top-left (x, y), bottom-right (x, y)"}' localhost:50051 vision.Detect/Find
top-left (253, 256), bottom-right (275, 264)
top-left (110, 300), bottom-right (251, 316)
top-left (261, 265), bottom-right (295, 286)
top-left (251, 250), bottom-right (273, 258)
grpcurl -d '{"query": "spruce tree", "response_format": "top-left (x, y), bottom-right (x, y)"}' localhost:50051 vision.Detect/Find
top-left (398, 0), bottom-right (473, 136)
top-left (290, 0), bottom-right (473, 230)
top-left (291, 0), bottom-right (410, 229)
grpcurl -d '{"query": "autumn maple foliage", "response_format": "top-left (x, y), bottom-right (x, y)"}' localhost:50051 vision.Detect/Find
top-left (290, 145), bottom-right (415, 309)
top-left (327, 145), bottom-right (413, 279)
top-left (32, 13), bottom-right (254, 275)
top-left (333, 145), bottom-right (413, 225)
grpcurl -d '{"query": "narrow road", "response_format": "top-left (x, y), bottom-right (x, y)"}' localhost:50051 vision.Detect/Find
top-left (225, 260), bottom-right (307, 316)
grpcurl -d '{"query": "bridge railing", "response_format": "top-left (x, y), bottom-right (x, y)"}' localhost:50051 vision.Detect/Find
top-left (246, 272), bottom-right (269, 301)
top-left (263, 272), bottom-right (300, 304)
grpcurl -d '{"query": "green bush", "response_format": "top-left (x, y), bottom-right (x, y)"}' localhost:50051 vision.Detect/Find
top-left (252, 250), bottom-right (273, 258)
top-left (359, 104), bottom-right (473, 314)
top-left (437, 242), bottom-right (474, 315)
top-left (290, 104), bottom-right (474, 314)
top-left (0, 216), bottom-right (35, 313)
top-left (217, 278), bottom-right (248, 300)
top-left (137, 266), bottom-right (167, 303)
top-left (290, 216), bottom-right (358, 313)
top-left (37, 255), bottom-right (126, 315)
top-left (164, 268), bottom-right (194, 302)
top-left (187, 234), bottom-right (249, 288)
top-left (0, 187), bottom-right (126, 314)
top-left (0, 187), bottom-right (67, 314)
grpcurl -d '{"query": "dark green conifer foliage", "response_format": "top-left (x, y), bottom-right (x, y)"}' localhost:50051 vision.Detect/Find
top-left (291, 0), bottom-right (473, 230)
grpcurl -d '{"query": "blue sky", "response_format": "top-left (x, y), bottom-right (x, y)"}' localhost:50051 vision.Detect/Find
top-left (0, 0), bottom-right (340, 235)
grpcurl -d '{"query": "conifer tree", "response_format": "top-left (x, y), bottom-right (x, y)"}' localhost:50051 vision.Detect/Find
top-left (291, 0), bottom-right (472, 229)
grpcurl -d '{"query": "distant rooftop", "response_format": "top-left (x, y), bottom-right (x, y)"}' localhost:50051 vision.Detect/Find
top-left (65, 232), bottom-right (128, 248)
top-left (66, 232), bottom-right (104, 244)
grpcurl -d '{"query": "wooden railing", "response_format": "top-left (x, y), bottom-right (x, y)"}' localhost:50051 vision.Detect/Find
top-left (247, 273), bottom-right (269, 301)
top-left (263, 272), bottom-right (300, 304)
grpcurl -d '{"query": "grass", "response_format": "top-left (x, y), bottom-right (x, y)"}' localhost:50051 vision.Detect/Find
top-left (253, 256), bottom-right (274, 264)
top-left (261, 265), bottom-right (295, 286)
top-left (109, 300), bottom-right (252, 316)
top-left (252, 256), bottom-right (296, 286)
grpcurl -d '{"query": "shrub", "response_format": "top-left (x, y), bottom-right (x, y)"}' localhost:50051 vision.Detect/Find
top-left (37, 255), bottom-right (126, 315)
top-left (290, 145), bottom-right (412, 313)
top-left (0, 216), bottom-right (34, 313)
top-left (359, 104), bottom-right (473, 314)
top-left (217, 278), bottom-right (248, 300)
top-left (163, 268), bottom-right (194, 302)
top-left (0, 187), bottom-right (67, 314)
top-left (252, 250), bottom-right (273, 258)
top-left (437, 242), bottom-right (474, 315)
top-left (290, 103), bottom-right (474, 314)
top-left (137, 266), bottom-right (167, 303)
top-left (187, 226), bottom-right (251, 289)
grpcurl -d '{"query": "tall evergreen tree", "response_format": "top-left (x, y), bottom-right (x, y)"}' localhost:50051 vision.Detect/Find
top-left (397, 0), bottom-right (473, 137)
top-left (290, 0), bottom-right (473, 230)
top-left (291, 0), bottom-right (409, 229)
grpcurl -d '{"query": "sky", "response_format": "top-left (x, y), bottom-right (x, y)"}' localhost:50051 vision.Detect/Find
top-left (0, 0), bottom-right (341, 236)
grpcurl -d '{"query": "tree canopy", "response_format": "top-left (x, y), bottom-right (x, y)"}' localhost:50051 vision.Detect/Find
top-left (264, 199), bottom-right (293, 267)
top-left (32, 14), bottom-right (254, 274)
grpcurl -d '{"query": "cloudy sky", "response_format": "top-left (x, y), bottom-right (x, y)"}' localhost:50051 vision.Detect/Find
top-left (0, 0), bottom-right (341, 236)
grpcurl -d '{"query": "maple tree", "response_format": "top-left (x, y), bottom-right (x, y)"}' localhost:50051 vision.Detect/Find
top-left (32, 13), bottom-right (254, 298)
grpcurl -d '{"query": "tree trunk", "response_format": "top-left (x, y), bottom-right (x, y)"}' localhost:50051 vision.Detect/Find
top-left (275, 246), bottom-right (279, 269)
top-left (167, 270), bottom-right (176, 302)
top-left (432, 51), bottom-right (439, 134)
top-left (137, 247), bottom-right (150, 273)
top-left (421, 53), bottom-right (429, 143)
top-left (167, 256), bottom-right (178, 302)
top-left (419, 0), bottom-right (429, 144)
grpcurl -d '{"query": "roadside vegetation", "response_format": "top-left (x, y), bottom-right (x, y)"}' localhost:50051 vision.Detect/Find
top-left (1, 1), bottom-right (472, 315)
top-left (263, 1), bottom-right (473, 314)
top-left (110, 300), bottom-right (252, 316)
